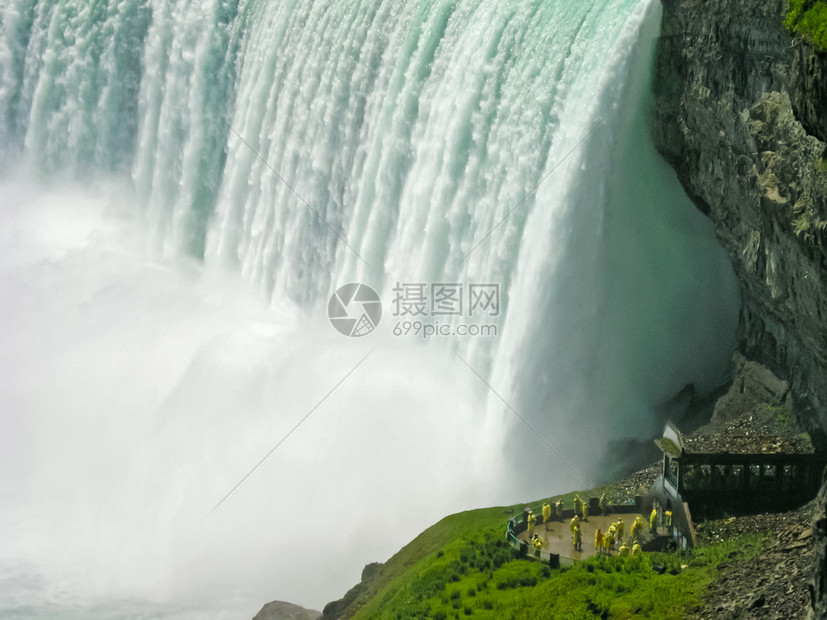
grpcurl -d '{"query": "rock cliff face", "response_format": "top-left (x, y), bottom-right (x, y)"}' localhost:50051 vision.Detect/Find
top-left (651, 0), bottom-right (827, 437)
top-left (650, 0), bottom-right (827, 615)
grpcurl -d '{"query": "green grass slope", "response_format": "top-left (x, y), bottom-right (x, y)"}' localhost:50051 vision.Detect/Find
top-left (335, 489), bottom-right (766, 619)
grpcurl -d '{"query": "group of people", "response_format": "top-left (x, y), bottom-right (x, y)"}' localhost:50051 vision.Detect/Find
top-left (534, 493), bottom-right (611, 533)
top-left (647, 507), bottom-right (673, 534)
top-left (525, 494), bottom-right (655, 558)
top-left (538, 499), bottom-right (566, 527)
top-left (594, 515), bottom-right (643, 557)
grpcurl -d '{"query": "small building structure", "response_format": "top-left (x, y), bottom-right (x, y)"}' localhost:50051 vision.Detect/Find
top-left (649, 421), bottom-right (826, 547)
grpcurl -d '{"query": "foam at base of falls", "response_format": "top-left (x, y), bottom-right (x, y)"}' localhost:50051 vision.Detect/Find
top-left (0, 178), bottom-right (505, 613)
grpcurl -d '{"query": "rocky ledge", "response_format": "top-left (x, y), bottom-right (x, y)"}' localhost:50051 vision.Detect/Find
top-left (695, 511), bottom-right (814, 619)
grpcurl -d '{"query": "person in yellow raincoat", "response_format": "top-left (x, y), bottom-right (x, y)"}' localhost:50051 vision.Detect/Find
top-left (527, 511), bottom-right (536, 538)
top-left (649, 508), bottom-right (657, 533)
top-left (631, 542), bottom-right (642, 557)
top-left (542, 503), bottom-right (552, 529)
top-left (665, 509), bottom-right (672, 530)
top-left (573, 524), bottom-right (582, 551)
top-left (595, 528), bottom-right (603, 553)
top-left (615, 516), bottom-right (624, 542)
top-left (600, 493), bottom-right (608, 514)
top-left (532, 533), bottom-right (544, 549)
top-left (573, 494), bottom-right (583, 518)
top-left (635, 514), bottom-right (646, 540)
top-left (617, 543), bottom-right (629, 558)
top-left (570, 514), bottom-right (580, 536)
top-left (630, 516), bottom-right (640, 542)
top-left (555, 499), bottom-right (564, 520)
top-left (582, 500), bottom-right (589, 521)
top-left (602, 529), bottom-right (614, 554)
top-left (607, 525), bottom-right (617, 550)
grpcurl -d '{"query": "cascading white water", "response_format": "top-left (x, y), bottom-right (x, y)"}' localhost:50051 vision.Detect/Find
top-left (0, 0), bottom-right (739, 616)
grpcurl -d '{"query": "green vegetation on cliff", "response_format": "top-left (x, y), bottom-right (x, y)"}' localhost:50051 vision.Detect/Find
top-left (786, 0), bottom-right (827, 50)
top-left (335, 490), bottom-right (767, 619)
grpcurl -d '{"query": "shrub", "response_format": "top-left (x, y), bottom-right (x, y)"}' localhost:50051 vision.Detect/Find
top-left (786, 0), bottom-right (827, 50)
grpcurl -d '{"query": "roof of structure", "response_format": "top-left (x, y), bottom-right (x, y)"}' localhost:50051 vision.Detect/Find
top-left (680, 432), bottom-right (814, 455)
top-left (654, 415), bottom-right (816, 457)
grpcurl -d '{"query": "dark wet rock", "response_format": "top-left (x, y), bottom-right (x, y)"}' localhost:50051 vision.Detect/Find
top-left (709, 353), bottom-right (790, 428)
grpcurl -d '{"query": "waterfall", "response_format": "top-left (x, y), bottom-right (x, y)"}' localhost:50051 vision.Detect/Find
top-left (0, 0), bottom-right (739, 615)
